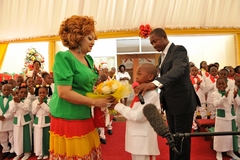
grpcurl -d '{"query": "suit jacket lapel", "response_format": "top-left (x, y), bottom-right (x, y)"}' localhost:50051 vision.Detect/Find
top-left (160, 43), bottom-right (175, 74)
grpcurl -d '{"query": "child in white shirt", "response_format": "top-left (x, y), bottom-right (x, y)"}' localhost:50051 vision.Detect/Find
top-left (109, 63), bottom-right (160, 160)
top-left (32, 86), bottom-right (50, 159)
top-left (0, 84), bottom-right (16, 159)
top-left (205, 64), bottom-right (219, 119)
top-left (9, 84), bottom-right (32, 160)
top-left (212, 77), bottom-right (239, 160)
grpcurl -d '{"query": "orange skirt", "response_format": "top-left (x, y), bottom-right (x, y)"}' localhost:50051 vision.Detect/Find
top-left (49, 116), bottom-right (102, 160)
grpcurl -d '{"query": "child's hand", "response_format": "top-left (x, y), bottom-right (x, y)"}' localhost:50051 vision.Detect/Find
top-left (225, 90), bottom-right (230, 97)
top-left (28, 87), bottom-right (34, 95)
top-left (38, 96), bottom-right (44, 105)
top-left (197, 80), bottom-right (202, 85)
top-left (11, 90), bottom-right (16, 96)
top-left (13, 96), bottom-right (20, 103)
top-left (234, 88), bottom-right (238, 98)
top-left (0, 115), bottom-right (5, 121)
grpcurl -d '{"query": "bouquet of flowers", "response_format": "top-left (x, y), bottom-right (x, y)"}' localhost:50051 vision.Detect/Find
top-left (87, 79), bottom-right (132, 127)
top-left (22, 47), bottom-right (45, 74)
top-left (87, 79), bottom-right (132, 101)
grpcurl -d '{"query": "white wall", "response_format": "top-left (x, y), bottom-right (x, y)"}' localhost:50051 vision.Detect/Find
top-left (1, 35), bottom-right (236, 74)
top-left (168, 35), bottom-right (235, 69)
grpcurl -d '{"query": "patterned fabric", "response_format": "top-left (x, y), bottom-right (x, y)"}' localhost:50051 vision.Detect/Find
top-left (49, 116), bottom-right (102, 160)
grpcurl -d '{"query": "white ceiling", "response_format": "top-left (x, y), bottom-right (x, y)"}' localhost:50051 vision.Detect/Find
top-left (0, 0), bottom-right (240, 42)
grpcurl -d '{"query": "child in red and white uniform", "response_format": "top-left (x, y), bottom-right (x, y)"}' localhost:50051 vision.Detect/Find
top-left (92, 64), bottom-right (113, 144)
top-left (190, 65), bottom-right (207, 131)
top-left (205, 64), bottom-right (219, 119)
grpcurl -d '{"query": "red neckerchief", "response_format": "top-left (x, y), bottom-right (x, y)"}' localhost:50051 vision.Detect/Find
top-left (205, 72), bottom-right (210, 77)
top-left (190, 75), bottom-right (201, 91)
top-left (130, 82), bottom-right (140, 108)
top-left (130, 96), bottom-right (139, 108)
top-left (209, 74), bottom-right (218, 83)
top-left (228, 76), bottom-right (234, 80)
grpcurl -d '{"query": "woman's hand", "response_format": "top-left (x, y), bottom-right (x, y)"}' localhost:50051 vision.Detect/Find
top-left (94, 96), bottom-right (117, 108)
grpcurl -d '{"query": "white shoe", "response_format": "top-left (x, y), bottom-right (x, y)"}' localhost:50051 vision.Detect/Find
top-left (13, 154), bottom-right (23, 160)
top-left (37, 155), bottom-right (43, 159)
top-left (226, 151), bottom-right (240, 160)
top-left (216, 152), bottom-right (222, 160)
top-left (21, 152), bottom-right (31, 160)
top-left (43, 155), bottom-right (49, 159)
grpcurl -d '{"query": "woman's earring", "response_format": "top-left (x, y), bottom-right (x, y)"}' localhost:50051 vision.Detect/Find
top-left (78, 46), bottom-right (81, 53)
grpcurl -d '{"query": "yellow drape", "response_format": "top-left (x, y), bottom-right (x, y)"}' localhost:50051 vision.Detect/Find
top-left (48, 41), bottom-right (55, 72)
top-left (0, 43), bottom-right (9, 71)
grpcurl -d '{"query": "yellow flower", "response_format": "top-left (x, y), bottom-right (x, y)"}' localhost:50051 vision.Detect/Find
top-left (90, 79), bottom-right (132, 101)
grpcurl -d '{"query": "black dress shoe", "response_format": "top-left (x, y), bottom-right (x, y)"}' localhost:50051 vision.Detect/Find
top-left (107, 129), bottom-right (113, 135)
top-left (1, 152), bottom-right (10, 159)
top-left (100, 138), bottom-right (107, 144)
top-left (7, 152), bottom-right (16, 159)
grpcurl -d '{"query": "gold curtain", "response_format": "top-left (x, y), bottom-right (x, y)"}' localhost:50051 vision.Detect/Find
top-left (48, 41), bottom-right (55, 72)
top-left (0, 43), bottom-right (8, 70)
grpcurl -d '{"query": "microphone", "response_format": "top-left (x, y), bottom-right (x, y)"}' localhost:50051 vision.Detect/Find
top-left (143, 103), bottom-right (180, 154)
top-left (132, 82), bottom-right (145, 104)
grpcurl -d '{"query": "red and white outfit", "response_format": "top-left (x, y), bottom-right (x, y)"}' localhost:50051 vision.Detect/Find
top-left (114, 90), bottom-right (160, 160)
top-left (205, 74), bottom-right (219, 119)
top-left (190, 74), bottom-right (207, 118)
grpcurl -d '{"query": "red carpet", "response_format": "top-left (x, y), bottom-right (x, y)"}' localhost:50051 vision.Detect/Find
top-left (102, 121), bottom-right (233, 160)
top-left (0, 121), bottom-right (235, 160)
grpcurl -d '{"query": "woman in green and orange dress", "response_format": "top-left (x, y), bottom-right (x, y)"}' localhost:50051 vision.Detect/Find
top-left (49, 15), bottom-right (115, 160)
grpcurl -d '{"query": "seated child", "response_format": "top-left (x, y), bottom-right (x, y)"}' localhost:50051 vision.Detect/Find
top-left (0, 84), bottom-right (16, 159)
top-left (109, 63), bottom-right (160, 160)
top-left (9, 84), bottom-right (32, 160)
top-left (32, 86), bottom-right (50, 159)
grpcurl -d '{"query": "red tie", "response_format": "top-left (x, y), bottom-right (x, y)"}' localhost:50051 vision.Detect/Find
top-left (130, 82), bottom-right (140, 108)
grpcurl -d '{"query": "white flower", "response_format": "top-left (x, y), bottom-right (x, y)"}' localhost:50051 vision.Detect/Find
top-left (102, 86), bottom-right (111, 95)
top-left (111, 83), bottom-right (118, 93)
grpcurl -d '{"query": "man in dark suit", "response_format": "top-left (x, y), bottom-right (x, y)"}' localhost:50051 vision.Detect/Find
top-left (136, 28), bottom-right (200, 160)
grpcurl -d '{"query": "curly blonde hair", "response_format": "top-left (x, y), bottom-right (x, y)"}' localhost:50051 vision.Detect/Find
top-left (59, 15), bottom-right (97, 49)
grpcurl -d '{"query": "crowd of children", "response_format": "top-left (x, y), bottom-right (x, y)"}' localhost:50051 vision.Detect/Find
top-left (190, 61), bottom-right (240, 160)
top-left (2, 60), bottom-right (240, 160)
top-left (0, 71), bottom-right (53, 160)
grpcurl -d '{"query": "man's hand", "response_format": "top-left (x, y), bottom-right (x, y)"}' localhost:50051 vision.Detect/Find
top-left (134, 83), bottom-right (156, 96)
